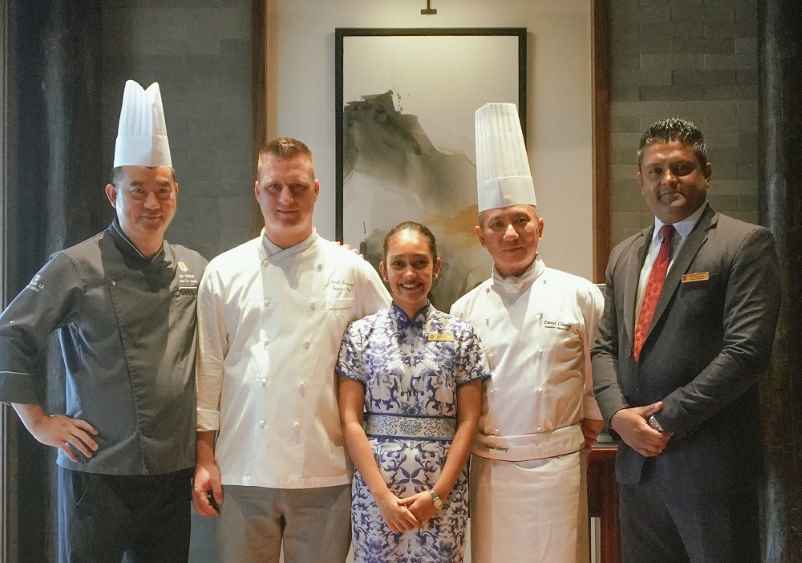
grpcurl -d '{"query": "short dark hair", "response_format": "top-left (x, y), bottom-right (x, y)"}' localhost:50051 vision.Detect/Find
top-left (110, 166), bottom-right (178, 185)
top-left (637, 117), bottom-right (709, 171)
top-left (383, 221), bottom-right (438, 262)
top-left (256, 137), bottom-right (315, 179)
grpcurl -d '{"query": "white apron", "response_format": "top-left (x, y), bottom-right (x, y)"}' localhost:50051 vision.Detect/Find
top-left (469, 453), bottom-right (589, 563)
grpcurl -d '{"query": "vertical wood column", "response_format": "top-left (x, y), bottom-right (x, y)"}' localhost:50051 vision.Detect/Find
top-left (758, 0), bottom-right (802, 560)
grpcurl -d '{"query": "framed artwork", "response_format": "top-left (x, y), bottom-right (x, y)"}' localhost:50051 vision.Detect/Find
top-left (335, 27), bottom-right (527, 311)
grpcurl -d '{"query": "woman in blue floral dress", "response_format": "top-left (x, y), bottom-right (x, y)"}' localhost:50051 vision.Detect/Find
top-left (337, 221), bottom-right (490, 563)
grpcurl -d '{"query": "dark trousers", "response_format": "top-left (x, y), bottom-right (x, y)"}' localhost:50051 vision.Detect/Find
top-left (57, 466), bottom-right (192, 563)
top-left (618, 463), bottom-right (760, 563)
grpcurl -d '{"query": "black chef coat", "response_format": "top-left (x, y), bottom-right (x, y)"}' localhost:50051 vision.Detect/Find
top-left (0, 221), bottom-right (206, 475)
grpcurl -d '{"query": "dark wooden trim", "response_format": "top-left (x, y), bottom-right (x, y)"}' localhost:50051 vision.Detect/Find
top-left (336, 27), bottom-right (527, 36)
top-left (518, 30), bottom-right (527, 140)
top-left (589, 444), bottom-right (620, 563)
top-left (592, 0), bottom-right (611, 283)
top-left (2, 1), bottom-right (18, 559)
top-left (251, 0), bottom-right (266, 236)
top-left (334, 28), bottom-right (343, 242)
top-left (252, 0), bottom-right (266, 150)
top-left (334, 27), bottom-right (527, 242)
top-left (0, 0), bottom-right (8, 557)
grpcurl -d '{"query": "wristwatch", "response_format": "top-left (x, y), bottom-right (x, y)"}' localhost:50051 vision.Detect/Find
top-left (429, 490), bottom-right (447, 511)
top-left (647, 414), bottom-right (665, 433)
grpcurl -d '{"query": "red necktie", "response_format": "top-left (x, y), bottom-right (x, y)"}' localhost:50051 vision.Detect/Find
top-left (633, 225), bottom-right (675, 361)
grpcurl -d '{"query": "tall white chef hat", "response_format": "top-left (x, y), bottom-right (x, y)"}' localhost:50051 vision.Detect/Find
top-left (475, 102), bottom-right (536, 213)
top-left (113, 80), bottom-right (172, 168)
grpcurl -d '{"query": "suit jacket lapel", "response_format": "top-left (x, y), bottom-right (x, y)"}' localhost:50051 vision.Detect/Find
top-left (623, 227), bottom-right (652, 347)
top-left (645, 205), bottom-right (716, 343)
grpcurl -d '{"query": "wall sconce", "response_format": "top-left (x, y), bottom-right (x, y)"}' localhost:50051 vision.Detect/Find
top-left (421, 0), bottom-right (437, 15)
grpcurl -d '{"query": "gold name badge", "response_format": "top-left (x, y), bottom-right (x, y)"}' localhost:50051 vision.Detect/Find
top-left (426, 331), bottom-right (455, 342)
top-left (681, 271), bottom-right (710, 283)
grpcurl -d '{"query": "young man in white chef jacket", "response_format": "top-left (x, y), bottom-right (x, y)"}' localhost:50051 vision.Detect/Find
top-left (451, 104), bottom-right (604, 563)
top-left (192, 137), bottom-right (390, 562)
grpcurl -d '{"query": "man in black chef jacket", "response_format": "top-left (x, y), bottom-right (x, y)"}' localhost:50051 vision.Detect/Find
top-left (0, 80), bottom-right (206, 563)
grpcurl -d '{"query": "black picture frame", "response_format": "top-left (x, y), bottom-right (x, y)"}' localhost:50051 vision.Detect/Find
top-left (334, 27), bottom-right (527, 311)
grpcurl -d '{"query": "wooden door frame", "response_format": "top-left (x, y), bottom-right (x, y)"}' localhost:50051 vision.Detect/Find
top-left (592, 0), bottom-right (610, 283)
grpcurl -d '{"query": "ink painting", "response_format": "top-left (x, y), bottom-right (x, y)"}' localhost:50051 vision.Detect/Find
top-left (336, 29), bottom-right (526, 311)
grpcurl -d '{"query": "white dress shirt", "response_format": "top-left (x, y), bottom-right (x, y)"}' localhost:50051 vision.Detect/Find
top-left (451, 257), bottom-right (604, 462)
top-left (196, 230), bottom-right (390, 489)
top-left (636, 202), bottom-right (708, 319)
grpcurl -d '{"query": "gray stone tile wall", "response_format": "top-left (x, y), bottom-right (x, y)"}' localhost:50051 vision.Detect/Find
top-left (98, 4), bottom-right (255, 562)
top-left (609, 0), bottom-right (759, 245)
top-left (101, 1), bottom-right (255, 262)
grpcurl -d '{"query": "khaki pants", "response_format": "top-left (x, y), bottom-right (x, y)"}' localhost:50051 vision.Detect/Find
top-left (470, 451), bottom-right (589, 563)
top-left (218, 484), bottom-right (351, 563)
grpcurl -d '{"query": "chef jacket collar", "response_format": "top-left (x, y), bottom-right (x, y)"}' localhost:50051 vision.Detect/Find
top-left (491, 256), bottom-right (546, 294)
top-left (390, 301), bottom-right (432, 330)
top-left (108, 218), bottom-right (168, 266)
top-left (261, 229), bottom-right (318, 259)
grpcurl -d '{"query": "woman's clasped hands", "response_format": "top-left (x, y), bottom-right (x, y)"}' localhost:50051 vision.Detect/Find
top-left (377, 490), bottom-right (439, 532)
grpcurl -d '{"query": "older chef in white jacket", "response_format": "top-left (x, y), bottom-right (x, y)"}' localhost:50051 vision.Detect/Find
top-left (192, 137), bottom-right (390, 563)
top-left (450, 104), bottom-right (605, 563)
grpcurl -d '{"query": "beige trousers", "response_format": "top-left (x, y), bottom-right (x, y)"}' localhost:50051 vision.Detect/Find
top-left (218, 484), bottom-right (351, 563)
top-left (470, 451), bottom-right (589, 563)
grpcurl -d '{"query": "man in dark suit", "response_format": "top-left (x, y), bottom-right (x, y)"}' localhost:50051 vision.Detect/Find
top-left (592, 117), bottom-right (781, 562)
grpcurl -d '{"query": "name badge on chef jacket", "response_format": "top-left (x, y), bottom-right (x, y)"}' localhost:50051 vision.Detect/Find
top-left (329, 279), bottom-right (354, 298)
top-left (176, 261), bottom-right (199, 295)
top-left (543, 319), bottom-right (572, 331)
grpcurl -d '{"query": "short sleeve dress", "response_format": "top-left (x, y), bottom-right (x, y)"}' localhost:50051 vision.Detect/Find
top-left (336, 303), bottom-right (490, 563)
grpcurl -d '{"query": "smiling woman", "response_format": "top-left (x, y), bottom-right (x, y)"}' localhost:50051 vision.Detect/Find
top-left (337, 220), bottom-right (490, 563)
top-left (379, 222), bottom-right (441, 319)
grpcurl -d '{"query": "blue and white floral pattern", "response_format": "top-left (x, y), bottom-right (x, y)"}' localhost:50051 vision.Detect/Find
top-left (337, 303), bottom-right (490, 563)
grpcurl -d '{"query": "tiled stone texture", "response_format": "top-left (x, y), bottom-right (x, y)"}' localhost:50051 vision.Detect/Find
top-left (101, 1), bottom-right (255, 261)
top-left (609, 0), bottom-right (759, 245)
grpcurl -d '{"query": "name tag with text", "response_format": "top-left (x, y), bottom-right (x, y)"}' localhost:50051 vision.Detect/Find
top-left (681, 271), bottom-right (710, 284)
top-left (426, 331), bottom-right (455, 342)
top-left (543, 320), bottom-right (572, 330)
